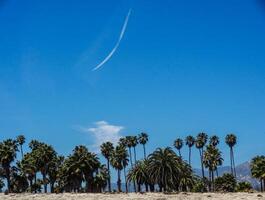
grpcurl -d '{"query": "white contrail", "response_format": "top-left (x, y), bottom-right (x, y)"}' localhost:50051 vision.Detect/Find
top-left (92, 9), bottom-right (132, 71)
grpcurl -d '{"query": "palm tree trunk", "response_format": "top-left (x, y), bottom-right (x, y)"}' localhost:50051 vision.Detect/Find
top-left (199, 149), bottom-right (205, 178)
top-left (6, 167), bottom-right (11, 192)
top-left (263, 179), bottom-right (265, 193)
top-left (123, 167), bottom-right (128, 193)
top-left (232, 148), bottom-right (237, 178)
top-left (178, 149), bottom-right (182, 158)
top-left (117, 170), bottom-right (121, 192)
top-left (133, 147), bottom-right (137, 163)
top-left (216, 168), bottom-right (219, 177)
top-left (212, 170), bottom-right (215, 192)
top-left (260, 179), bottom-right (263, 192)
top-left (143, 144), bottom-right (146, 159)
top-left (129, 147), bottom-right (136, 192)
top-left (137, 182), bottom-right (141, 193)
top-left (145, 183), bottom-right (149, 192)
top-left (107, 159), bottom-right (111, 192)
top-left (50, 182), bottom-right (55, 193)
top-left (43, 173), bottom-right (47, 193)
top-left (208, 170), bottom-right (211, 192)
top-left (129, 147), bottom-right (133, 167)
top-left (230, 147), bottom-right (233, 176)
top-left (20, 145), bottom-right (24, 158)
top-left (189, 147), bottom-right (191, 165)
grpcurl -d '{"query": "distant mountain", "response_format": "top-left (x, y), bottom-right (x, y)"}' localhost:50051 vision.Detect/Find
top-left (194, 161), bottom-right (260, 189)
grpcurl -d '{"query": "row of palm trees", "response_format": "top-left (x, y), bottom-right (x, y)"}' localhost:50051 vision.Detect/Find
top-left (173, 134), bottom-right (237, 180)
top-left (100, 133), bottom-right (237, 193)
top-left (0, 132), bottom-right (264, 193)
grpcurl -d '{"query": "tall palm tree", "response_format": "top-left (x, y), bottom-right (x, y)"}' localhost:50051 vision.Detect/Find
top-left (0, 139), bottom-right (18, 192)
top-left (225, 134), bottom-right (237, 177)
top-left (203, 145), bottom-right (223, 191)
top-left (124, 136), bottom-right (136, 192)
top-left (110, 144), bottom-right (128, 192)
top-left (185, 135), bottom-right (195, 166)
top-left (100, 142), bottom-right (114, 192)
top-left (125, 136), bottom-right (133, 167)
top-left (138, 132), bottom-right (149, 159)
top-left (16, 135), bottom-right (25, 159)
top-left (209, 135), bottom-right (219, 147)
top-left (196, 132), bottom-right (208, 178)
top-left (174, 138), bottom-right (183, 158)
top-left (131, 136), bottom-right (138, 163)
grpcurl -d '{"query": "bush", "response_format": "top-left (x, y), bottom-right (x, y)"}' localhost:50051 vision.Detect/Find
top-left (236, 181), bottom-right (252, 192)
top-left (192, 177), bottom-right (208, 193)
top-left (215, 173), bottom-right (236, 192)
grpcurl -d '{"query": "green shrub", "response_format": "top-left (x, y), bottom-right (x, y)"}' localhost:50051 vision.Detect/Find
top-left (236, 181), bottom-right (252, 192)
top-left (192, 177), bottom-right (208, 193)
top-left (215, 173), bottom-right (236, 192)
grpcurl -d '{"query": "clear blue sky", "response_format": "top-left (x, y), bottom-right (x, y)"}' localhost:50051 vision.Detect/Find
top-left (0, 0), bottom-right (265, 168)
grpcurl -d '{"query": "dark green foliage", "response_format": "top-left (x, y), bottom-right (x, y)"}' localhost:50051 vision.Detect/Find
top-left (215, 173), bottom-right (236, 192)
top-left (192, 177), bottom-right (208, 193)
top-left (236, 181), bottom-right (252, 192)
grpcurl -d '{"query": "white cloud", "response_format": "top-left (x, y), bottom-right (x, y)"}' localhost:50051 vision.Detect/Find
top-left (77, 121), bottom-right (124, 152)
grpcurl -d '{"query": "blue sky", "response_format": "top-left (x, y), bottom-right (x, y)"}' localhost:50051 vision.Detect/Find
top-left (0, 0), bottom-right (265, 168)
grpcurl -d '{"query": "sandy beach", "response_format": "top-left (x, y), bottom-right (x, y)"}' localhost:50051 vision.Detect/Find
top-left (0, 193), bottom-right (264, 200)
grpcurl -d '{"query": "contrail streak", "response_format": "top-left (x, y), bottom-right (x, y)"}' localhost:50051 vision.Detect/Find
top-left (92, 9), bottom-right (132, 71)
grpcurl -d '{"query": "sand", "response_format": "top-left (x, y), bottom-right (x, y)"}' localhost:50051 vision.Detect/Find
top-left (0, 193), bottom-right (264, 200)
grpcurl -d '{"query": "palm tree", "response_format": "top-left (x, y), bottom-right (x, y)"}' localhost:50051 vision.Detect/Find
top-left (47, 155), bottom-right (64, 193)
top-left (196, 132), bottom-right (208, 178)
top-left (122, 152), bottom-right (129, 193)
top-left (127, 160), bottom-right (148, 192)
top-left (124, 136), bottom-right (137, 192)
top-left (93, 164), bottom-right (109, 193)
top-left (147, 147), bottom-right (184, 192)
top-left (173, 138), bottom-right (183, 157)
top-left (225, 134), bottom-right (237, 177)
top-left (0, 139), bottom-right (18, 192)
top-left (138, 132), bottom-right (149, 159)
top-left (203, 145), bottom-right (223, 191)
top-left (185, 135), bottom-right (195, 166)
top-left (131, 136), bottom-right (138, 163)
top-left (125, 136), bottom-right (133, 167)
top-left (209, 135), bottom-right (219, 147)
top-left (16, 135), bottom-right (25, 159)
top-left (17, 152), bottom-right (37, 192)
top-left (110, 144), bottom-right (128, 192)
top-left (251, 156), bottom-right (265, 192)
top-left (100, 142), bottom-right (114, 192)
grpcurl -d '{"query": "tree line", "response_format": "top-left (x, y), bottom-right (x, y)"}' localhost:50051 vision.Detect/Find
top-left (0, 133), bottom-right (264, 193)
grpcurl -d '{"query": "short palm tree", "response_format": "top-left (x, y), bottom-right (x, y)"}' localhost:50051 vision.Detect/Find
top-left (138, 132), bottom-right (149, 159)
top-left (100, 142), bottom-right (114, 192)
top-left (147, 147), bottom-right (183, 192)
top-left (250, 156), bottom-right (265, 192)
top-left (225, 134), bottom-right (237, 177)
top-left (127, 160), bottom-right (148, 192)
top-left (173, 138), bottom-right (183, 158)
top-left (0, 139), bottom-right (18, 192)
top-left (185, 135), bottom-right (195, 165)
